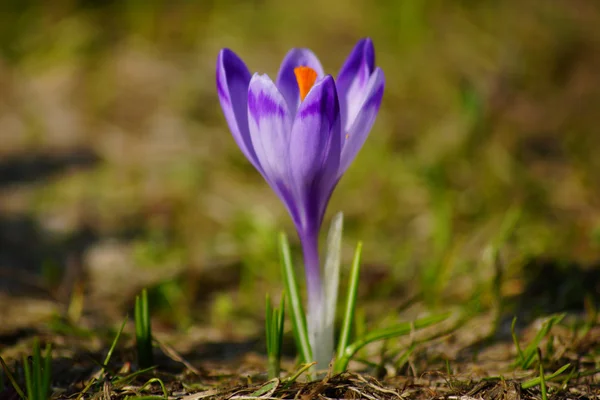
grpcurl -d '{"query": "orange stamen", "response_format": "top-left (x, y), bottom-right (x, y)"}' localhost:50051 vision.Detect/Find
top-left (294, 66), bottom-right (318, 102)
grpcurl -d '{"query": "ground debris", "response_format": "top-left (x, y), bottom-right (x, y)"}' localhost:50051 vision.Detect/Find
top-left (211, 372), bottom-right (404, 400)
top-left (172, 371), bottom-right (599, 400)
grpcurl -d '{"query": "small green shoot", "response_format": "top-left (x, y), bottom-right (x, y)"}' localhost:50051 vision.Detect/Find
top-left (538, 349), bottom-right (548, 400)
top-left (135, 288), bottom-right (154, 369)
top-left (511, 314), bottom-right (565, 369)
top-left (511, 317), bottom-right (524, 364)
top-left (265, 293), bottom-right (286, 378)
top-left (279, 233), bottom-right (312, 365)
top-left (334, 241), bottom-right (363, 372)
top-left (22, 338), bottom-right (52, 400)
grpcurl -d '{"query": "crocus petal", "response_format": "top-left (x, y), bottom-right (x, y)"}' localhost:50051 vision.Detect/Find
top-left (247, 74), bottom-right (301, 219)
top-left (289, 75), bottom-right (341, 230)
top-left (216, 49), bottom-right (262, 171)
top-left (339, 67), bottom-right (385, 176)
top-left (336, 38), bottom-right (375, 131)
top-left (276, 49), bottom-right (325, 118)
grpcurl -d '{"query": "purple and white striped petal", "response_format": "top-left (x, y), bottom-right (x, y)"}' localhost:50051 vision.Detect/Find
top-left (246, 73), bottom-right (302, 225)
top-left (339, 67), bottom-right (385, 176)
top-left (247, 73), bottom-right (293, 189)
top-left (276, 49), bottom-right (325, 118)
top-left (289, 76), bottom-right (341, 230)
top-left (336, 38), bottom-right (375, 132)
top-left (216, 49), bottom-right (261, 171)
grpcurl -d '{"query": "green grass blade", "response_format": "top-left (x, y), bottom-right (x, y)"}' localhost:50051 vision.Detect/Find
top-left (23, 355), bottom-right (33, 400)
top-left (395, 343), bottom-right (416, 370)
top-left (521, 314), bottom-right (564, 369)
top-left (334, 241), bottom-right (362, 373)
top-left (492, 207), bottom-right (522, 251)
top-left (356, 314), bottom-right (448, 348)
top-left (277, 293), bottom-right (286, 343)
top-left (75, 319), bottom-right (127, 399)
top-left (104, 317), bottom-right (128, 370)
top-left (112, 366), bottom-right (156, 386)
top-left (521, 363), bottom-right (571, 389)
top-left (249, 378), bottom-right (279, 397)
top-left (284, 362), bottom-right (316, 384)
top-left (143, 288), bottom-right (150, 338)
top-left (511, 316), bottom-right (524, 365)
top-left (135, 294), bottom-right (143, 347)
top-left (42, 343), bottom-right (52, 398)
top-left (273, 294), bottom-right (285, 377)
top-left (135, 288), bottom-right (154, 369)
top-left (139, 377), bottom-right (168, 399)
top-left (265, 293), bottom-right (285, 379)
top-left (335, 313), bottom-right (449, 372)
top-left (0, 356), bottom-right (27, 400)
top-left (33, 339), bottom-right (43, 400)
top-left (538, 349), bottom-right (548, 400)
top-left (279, 232), bottom-right (312, 365)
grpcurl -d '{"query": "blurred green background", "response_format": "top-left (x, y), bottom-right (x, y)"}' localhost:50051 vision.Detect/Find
top-left (1, 0), bottom-right (599, 334)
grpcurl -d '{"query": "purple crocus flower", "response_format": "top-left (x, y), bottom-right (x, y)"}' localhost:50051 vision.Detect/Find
top-left (217, 38), bottom-right (384, 366)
